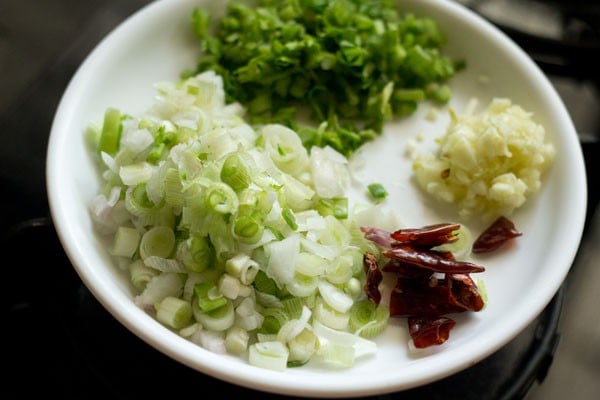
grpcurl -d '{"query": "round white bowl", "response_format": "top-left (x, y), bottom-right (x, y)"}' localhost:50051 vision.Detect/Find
top-left (46, 0), bottom-right (587, 397)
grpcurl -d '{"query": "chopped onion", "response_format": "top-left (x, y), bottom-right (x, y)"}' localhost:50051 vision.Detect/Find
top-left (89, 71), bottom-right (391, 372)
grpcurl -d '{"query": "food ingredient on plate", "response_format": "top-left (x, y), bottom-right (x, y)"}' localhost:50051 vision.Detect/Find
top-left (412, 98), bottom-right (556, 222)
top-left (472, 215), bottom-right (522, 253)
top-left (188, 0), bottom-right (464, 158)
top-left (361, 223), bottom-right (485, 348)
top-left (87, 71), bottom-right (393, 370)
top-left (367, 182), bottom-right (388, 201)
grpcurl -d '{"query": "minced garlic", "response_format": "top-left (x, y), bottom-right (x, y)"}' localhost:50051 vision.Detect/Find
top-left (412, 98), bottom-right (556, 221)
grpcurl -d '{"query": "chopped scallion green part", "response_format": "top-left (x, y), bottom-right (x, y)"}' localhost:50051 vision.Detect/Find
top-left (282, 207), bottom-right (298, 230)
top-left (204, 182), bottom-right (239, 214)
top-left (180, 235), bottom-right (215, 273)
top-left (367, 183), bottom-right (388, 200)
top-left (194, 282), bottom-right (227, 312)
top-left (220, 153), bottom-right (251, 192)
top-left (316, 197), bottom-right (348, 219)
top-left (98, 107), bottom-right (122, 155)
top-left (233, 215), bottom-right (264, 244)
top-left (349, 300), bottom-right (390, 338)
top-left (189, 0), bottom-right (463, 157)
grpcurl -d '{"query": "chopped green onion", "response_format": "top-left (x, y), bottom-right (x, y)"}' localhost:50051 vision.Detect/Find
top-left (367, 183), bottom-right (388, 201)
top-left (313, 299), bottom-right (350, 330)
top-left (252, 270), bottom-right (282, 297)
top-left (204, 182), bottom-right (239, 214)
top-left (164, 168), bottom-right (184, 208)
top-left (318, 280), bottom-right (353, 313)
top-left (233, 214), bottom-right (264, 244)
top-left (287, 328), bottom-right (319, 366)
top-left (248, 341), bottom-right (289, 371)
top-left (225, 325), bottom-right (250, 355)
top-left (220, 153), bottom-right (252, 192)
top-left (129, 259), bottom-right (159, 291)
top-left (281, 207), bottom-right (298, 230)
top-left (295, 252), bottom-right (326, 277)
top-left (225, 253), bottom-right (259, 285)
top-left (259, 307), bottom-right (289, 335)
top-left (316, 341), bottom-right (355, 368)
top-left (119, 162), bottom-right (153, 186)
top-left (139, 226), bottom-right (176, 260)
top-left (316, 197), bottom-right (348, 219)
top-left (313, 320), bottom-right (377, 361)
top-left (325, 255), bottom-right (354, 285)
top-left (349, 300), bottom-right (390, 338)
top-left (194, 282), bottom-right (227, 313)
top-left (98, 107), bottom-right (122, 156)
top-left (193, 295), bottom-right (235, 332)
top-left (155, 296), bottom-right (193, 329)
top-left (110, 226), bottom-right (140, 258)
top-left (178, 235), bottom-right (215, 273)
top-left (190, 0), bottom-right (463, 157)
top-left (286, 272), bottom-right (319, 298)
top-left (218, 273), bottom-right (249, 299)
top-left (89, 70), bottom-right (398, 372)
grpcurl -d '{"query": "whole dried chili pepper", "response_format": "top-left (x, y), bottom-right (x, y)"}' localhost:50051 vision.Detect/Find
top-left (360, 226), bottom-right (395, 248)
top-left (390, 223), bottom-right (461, 248)
top-left (472, 216), bottom-right (522, 253)
top-left (383, 245), bottom-right (485, 274)
top-left (382, 258), bottom-right (433, 279)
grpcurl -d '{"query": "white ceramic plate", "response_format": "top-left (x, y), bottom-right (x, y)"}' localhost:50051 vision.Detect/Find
top-left (46, 0), bottom-right (587, 397)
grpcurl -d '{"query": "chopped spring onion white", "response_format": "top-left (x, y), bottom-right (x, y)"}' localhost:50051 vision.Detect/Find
top-left (155, 296), bottom-right (193, 329)
top-left (225, 325), bottom-right (250, 355)
top-left (248, 341), bottom-right (289, 372)
top-left (110, 226), bottom-right (140, 258)
top-left (89, 71), bottom-right (388, 371)
top-left (139, 226), bottom-right (176, 260)
top-left (318, 280), bottom-right (354, 314)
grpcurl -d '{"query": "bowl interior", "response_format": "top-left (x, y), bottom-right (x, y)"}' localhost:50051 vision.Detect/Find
top-left (46, 0), bottom-right (586, 397)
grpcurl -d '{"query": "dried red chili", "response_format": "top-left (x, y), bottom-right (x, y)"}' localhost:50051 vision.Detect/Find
top-left (447, 273), bottom-right (485, 312)
top-left (382, 258), bottom-right (432, 279)
top-left (408, 316), bottom-right (456, 348)
top-left (472, 216), bottom-right (522, 253)
top-left (361, 221), bottom-right (488, 349)
top-left (390, 223), bottom-right (461, 248)
top-left (383, 245), bottom-right (485, 274)
top-left (360, 226), bottom-right (395, 248)
top-left (363, 252), bottom-right (383, 305)
top-left (389, 276), bottom-right (468, 317)
top-left (389, 274), bottom-right (484, 317)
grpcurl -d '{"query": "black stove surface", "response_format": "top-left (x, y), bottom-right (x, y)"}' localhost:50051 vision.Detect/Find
top-left (1, 1), bottom-right (598, 399)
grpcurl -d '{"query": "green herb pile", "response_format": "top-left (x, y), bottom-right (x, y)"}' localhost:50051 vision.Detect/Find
top-left (188, 0), bottom-right (464, 157)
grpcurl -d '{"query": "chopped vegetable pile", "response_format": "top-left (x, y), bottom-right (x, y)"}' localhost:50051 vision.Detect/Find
top-left (188, 0), bottom-right (464, 157)
top-left (412, 98), bottom-right (556, 221)
top-left (83, 0), bottom-right (552, 373)
top-left (89, 71), bottom-right (393, 370)
top-left (87, 69), bottom-right (504, 370)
